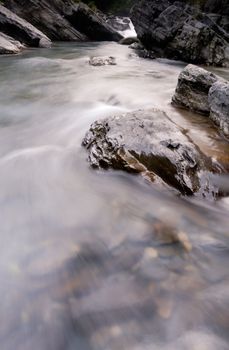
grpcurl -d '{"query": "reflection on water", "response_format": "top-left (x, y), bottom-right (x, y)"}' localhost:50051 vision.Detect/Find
top-left (0, 42), bottom-right (229, 350)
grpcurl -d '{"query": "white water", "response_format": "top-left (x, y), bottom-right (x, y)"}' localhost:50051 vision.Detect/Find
top-left (0, 42), bottom-right (229, 350)
top-left (117, 17), bottom-right (137, 37)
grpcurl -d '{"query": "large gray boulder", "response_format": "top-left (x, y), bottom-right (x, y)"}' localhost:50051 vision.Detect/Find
top-left (4, 0), bottom-right (122, 42)
top-left (82, 109), bottom-right (217, 196)
top-left (0, 32), bottom-right (24, 54)
top-left (130, 0), bottom-right (229, 66)
top-left (172, 64), bottom-right (220, 115)
top-left (209, 82), bottom-right (229, 137)
top-left (0, 4), bottom-right (51, 48)
top-left (172, 64), bottom-right (229, 138)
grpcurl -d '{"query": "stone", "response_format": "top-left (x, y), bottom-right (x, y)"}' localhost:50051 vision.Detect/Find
top-left (209, 81), bottom-right (229, 137)
top-left (106, 16), bottom-right (131, 32)
top-left (89, 56), bottom-right (117, 66)
top-left (204, 0), bottom-right (229, 17)
top-left (172, 64), bottom-right (229, 138)
top-left (0, 31), bottom-right (24, 54)
top-left (82, 109), bottom-right (217, 196)
top-left (119, 36), bottom-right (139, 45)
top-left (130, 0), bottom-right (229, 66)
top-left (0, 4), bottom-right (51, 48)
top-left (63, 2), bottom-right (123, 41)
top-left (208, 14), bottom-right (229, 33)
top-left (129, 42), bottom-right (144, 50)
top-left (5, 0), bottom-right (122, 42)
top-left (172, 64), bottom-right (220, 115)
top-left (4, 0), bottom-right (87, 42)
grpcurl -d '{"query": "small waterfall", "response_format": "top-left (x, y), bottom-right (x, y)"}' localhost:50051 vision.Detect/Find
top-left (107, 16), bottom-right (137, 38)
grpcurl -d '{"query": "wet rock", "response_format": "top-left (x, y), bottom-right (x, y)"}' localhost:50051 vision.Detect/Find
top-left (172, 64), bottom-right (229, 138)
top-left (119, 36), bottom-right (139, 45)
top-left (0, 32), bottom-right (24, 54)
top-left (89, 56), bottom-right (117, 66)
top-left (130, 0), bottom-right (229, 66)
top-left (137, 49), bottom-right (156, 59)
top-left (129, 42), bottom-right (144, 50)
top-left (209, 81), bottom-right (229, 137)
top-left (82, 109), bottom-right (217, 196)
top-left (172, 64), bottom-right (220, 115)
top-left (0, 4), bottom-right (51, 48)
top-left (5, 0), bottom-right (122, 42)
top-left (106, 16), bottom-right (131, 33)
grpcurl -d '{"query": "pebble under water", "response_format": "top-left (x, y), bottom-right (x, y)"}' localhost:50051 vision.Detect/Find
top-left (0, 41), bottom-right (229, 350)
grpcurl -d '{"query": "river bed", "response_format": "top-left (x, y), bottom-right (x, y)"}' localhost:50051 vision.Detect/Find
top-left (0, 42), bottom-right (229, 350)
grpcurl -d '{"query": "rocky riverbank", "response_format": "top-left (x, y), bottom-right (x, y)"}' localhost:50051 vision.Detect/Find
top-left (0, 0), bottom-right (124, 54)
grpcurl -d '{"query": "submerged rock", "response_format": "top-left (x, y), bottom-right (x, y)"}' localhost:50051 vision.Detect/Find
top-left (130, 0), bottom-right (229, 66)
top-left (89, 56), bottom-right (117, 66)
top-left (82, 109), bottom-right (218, 196)
top-left (172, 64), bottom-right (220, 115)
top-left (209, 82), bottom-right (229, 137)
top-left (0, 4), bottom-right (51, 48)
top-left (0, 32), bottom-right (24, 54)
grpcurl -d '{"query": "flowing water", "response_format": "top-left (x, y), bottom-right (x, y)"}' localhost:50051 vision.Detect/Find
top-left (0, 41), bottom-right (229, 350)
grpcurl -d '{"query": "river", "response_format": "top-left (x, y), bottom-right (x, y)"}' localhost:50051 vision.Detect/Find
top-left (0, 41), bottom-right (229, 350)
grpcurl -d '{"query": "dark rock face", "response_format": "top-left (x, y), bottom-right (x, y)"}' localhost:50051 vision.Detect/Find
top-left (172, 64), bottom-right (220, 115)
top-left (207, 14), bottom-right (229, 33)
top-left (4, 0), bottom-right (87, 41)
top-left (130, 0), bottom-right (229, 66)
top-left (209, 82), bottom-right (229, 137)
top-left (203, 0), bottom-right (229, 32)
top-left (82, 109), bottom-right (217, 196)
top-left (0, 4), bottom-right (51, 48)
top-left (63, 2), bottom-right (123, 41)
top-left (204, 0), bottom-right (229, 17)
top-left (4, 0), bottom-right (122, 42)
top-left (0, 31), bottom-right (24, 54)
